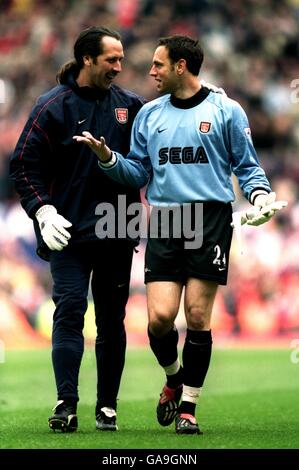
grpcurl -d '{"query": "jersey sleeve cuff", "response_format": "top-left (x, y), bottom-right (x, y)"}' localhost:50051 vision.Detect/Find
top-left (98, 152), bottom-right (117, 168)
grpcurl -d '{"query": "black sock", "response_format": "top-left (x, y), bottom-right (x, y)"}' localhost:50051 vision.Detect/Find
top-left (183, 329), bottom-right (212, 387)
top-left (179, 401), bottom-right (196, 416)
top-left (148, 326), bottom-right (179, 368)
top-left (167, 366), bottom-right (183, 389)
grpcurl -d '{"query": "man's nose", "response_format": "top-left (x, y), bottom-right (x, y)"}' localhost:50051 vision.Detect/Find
top-left (113, 61), bottom-right (122, 72)
top-left (149, 65), bottom-right (156, 76)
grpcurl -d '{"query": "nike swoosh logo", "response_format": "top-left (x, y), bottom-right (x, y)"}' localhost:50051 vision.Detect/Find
top-left (158, 128), bottom-right (167, 133)
top-left (78, 119), bottom-right (87, 125)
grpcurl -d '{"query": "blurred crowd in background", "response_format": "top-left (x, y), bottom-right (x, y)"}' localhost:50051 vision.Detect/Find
top-left (1, 0), bottom-right (299, 346)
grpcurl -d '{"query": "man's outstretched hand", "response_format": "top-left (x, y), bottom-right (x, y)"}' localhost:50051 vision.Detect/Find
top-left (73, 131), bottom-right (112, 162)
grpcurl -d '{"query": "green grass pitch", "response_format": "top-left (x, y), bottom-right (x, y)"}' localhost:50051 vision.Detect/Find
top-left (0, 347), bottom-right (298, 449)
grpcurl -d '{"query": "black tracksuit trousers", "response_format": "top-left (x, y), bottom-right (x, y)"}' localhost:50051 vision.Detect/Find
top-left (49, 240), bottom-right (133, 411)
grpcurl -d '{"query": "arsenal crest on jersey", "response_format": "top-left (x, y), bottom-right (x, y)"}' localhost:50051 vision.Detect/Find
top-left (115, 108), bottom-right (128, 123)
top-left (199, 121), bottom-right (211, 133)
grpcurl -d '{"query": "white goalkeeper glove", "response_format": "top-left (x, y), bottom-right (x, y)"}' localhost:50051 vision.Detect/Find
top-left (245, 192), bottom-right (287, 226)
top-left (35, 205), bottom-right (72, 251)
top-left (200, 79), bottom-right (226, 96)
top-left (232, 192), bottom-right (288, 228)
top-left (231, 192), bottom-right (287, 255)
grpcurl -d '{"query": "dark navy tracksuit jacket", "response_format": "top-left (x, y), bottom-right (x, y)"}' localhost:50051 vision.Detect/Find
top-left (10, 72), bottom-right (146, 260)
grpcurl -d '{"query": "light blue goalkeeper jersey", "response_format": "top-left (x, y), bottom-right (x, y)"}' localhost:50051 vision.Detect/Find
top-left (100, 87), bottom-right (271, 205)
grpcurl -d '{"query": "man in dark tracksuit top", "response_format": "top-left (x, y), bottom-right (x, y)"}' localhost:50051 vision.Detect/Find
top-left (10, 26), bottom-right (146, 432)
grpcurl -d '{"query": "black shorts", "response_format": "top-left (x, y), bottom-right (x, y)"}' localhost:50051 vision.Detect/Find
top-left (144, 202), bottom-right (233, 285)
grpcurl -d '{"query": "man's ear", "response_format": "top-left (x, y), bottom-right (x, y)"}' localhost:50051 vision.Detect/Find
top-left (83, 55), bottom-right (92, 66)
top-left (176, 59), bottom-right (186, 75)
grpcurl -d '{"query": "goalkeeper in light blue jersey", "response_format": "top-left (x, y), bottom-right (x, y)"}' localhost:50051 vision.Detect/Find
top-left (74, 35), bottom-right (286, 435)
